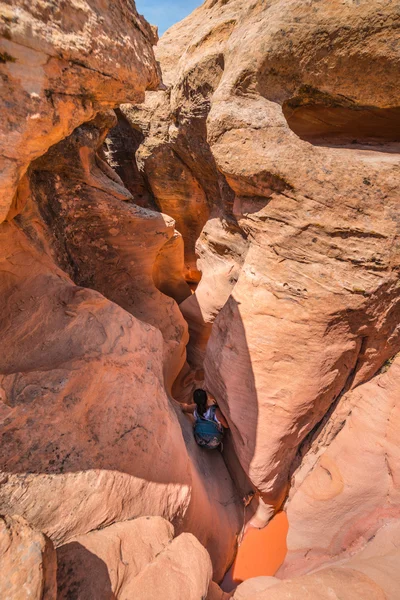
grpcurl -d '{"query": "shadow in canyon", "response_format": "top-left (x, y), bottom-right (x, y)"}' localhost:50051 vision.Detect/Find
top-left (202, 295), bottom-right (259, 500)
top-left (57, 542), bottom-right (116, 600)
top-left (282, 87), bottom-right (400, 150)
top-left (105, 108), bottom-right (158, 210)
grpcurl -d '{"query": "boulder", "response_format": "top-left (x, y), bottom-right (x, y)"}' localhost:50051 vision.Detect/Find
top-left (132, 531), bottom-right (212, 600)
top-left (58, 516), bottom-right (214, 599)
top-left (207, 581), bottom-right (233, 600)
top-left (0, 514), bottom-right (56, 600)
top-left (233, 577), bottom-right (281, 600)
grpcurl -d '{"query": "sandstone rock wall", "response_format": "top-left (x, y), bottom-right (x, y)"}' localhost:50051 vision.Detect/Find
top-left (0, 0), bottom-right (242, 592)
top-left (234, 521), bottom-right (400, 600)
top-left (127, 0), bottom-right (400, 579)
top-left (132, 0), bottom-right (400, 501)
top-left (0, 0), bottom-right (159, 223)
top-left (26, 110), bottom-right (189, 390)
top-left (280, 354), bottom-right (400, 577)
top-left (1, 0), bottom-right (399, 596)
top-left (0, 514), bottom-right (57, 600)
top-left (0, 218), bottom-right (191, 543)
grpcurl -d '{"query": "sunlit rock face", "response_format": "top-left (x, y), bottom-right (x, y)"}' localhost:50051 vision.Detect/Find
top-left (234, 522), bottom-right (400, 600)
top-left (280, 355), bottom-right (400, 578)
top-left (57, 516), bottom-right (213, 600)
top-left (1, 0), bottom-right (399, 596)
top-left (0, 0), bottom-right (242, 591)
top-left (132, 0), bottom-right (400, 571)
top-left (0, 0), bottom-right (160, 223)
top-left (0, 514), bottom-right (57, 600)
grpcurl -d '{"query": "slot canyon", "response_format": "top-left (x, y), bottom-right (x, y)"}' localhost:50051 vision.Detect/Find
top-left (0, 1), bottom-right (399, 599)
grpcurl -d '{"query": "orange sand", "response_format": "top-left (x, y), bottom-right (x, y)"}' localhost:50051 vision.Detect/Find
top-left (222, 512), bottom-right (289, 591)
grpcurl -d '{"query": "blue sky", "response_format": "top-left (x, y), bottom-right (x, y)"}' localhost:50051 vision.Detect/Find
top-left (136, 0), bottom-right (202, 35)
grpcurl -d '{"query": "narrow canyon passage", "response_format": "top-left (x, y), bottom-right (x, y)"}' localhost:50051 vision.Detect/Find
top-left (222, 512), bottom-right (289, 592)
top-left (1, 1), bottom-right (399, 599)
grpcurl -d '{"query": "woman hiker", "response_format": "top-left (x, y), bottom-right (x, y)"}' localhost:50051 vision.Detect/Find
top-left (182, 388), bottom-right (229, 450)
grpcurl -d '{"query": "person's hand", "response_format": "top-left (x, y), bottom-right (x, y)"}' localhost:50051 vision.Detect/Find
top-left (181, 402), bottom-right (196, 414)
top-left (207, 393), bottom-right (217, 404)
top-left (243, 492), bottom-right (255, 507)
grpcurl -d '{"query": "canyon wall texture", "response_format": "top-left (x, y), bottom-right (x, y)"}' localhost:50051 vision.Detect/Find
top-left (0, 0), bottom-right (159, 223)
top-left (139, 0), bottom-right (400, 507)
top-left (122, 0), bottom-right (399, 594)
top-left (0, 1), bottom-right (242, 597)
top-left (234, 521), bottom-right (400, 599)
top-left (1, 0), bottom-right (399, 598)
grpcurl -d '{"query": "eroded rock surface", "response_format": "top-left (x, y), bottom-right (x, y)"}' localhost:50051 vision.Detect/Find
top-left (0, 0), bottom-right (241, 587)
top-left (133, 0), bottom-right (400, 517)
top-left (0, 154), bottom-right (240, 583)
top-left (234, 521), bottom-right (400, 600)
top-left (1, 0), bottom-right (399, 596)
top-left (0, 0), bottom-right (159, 223)
top-left (280, 355), bottom-right (400, 577)
top-left (0, 514), bottom-right (57, 600)
top-left (27, 110), bottom-right (189, 390)
top-left (0, 219), bottom-right (189, 542)
top-left (57, 516), bottom-right (213, 600)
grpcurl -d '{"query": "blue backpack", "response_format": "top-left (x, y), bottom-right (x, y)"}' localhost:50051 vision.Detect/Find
top-left (194, 407), bottom-right (223, 450)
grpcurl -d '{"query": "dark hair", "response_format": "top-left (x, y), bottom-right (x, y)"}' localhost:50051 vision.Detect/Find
top-left (193, 389), bottom-right (208, 417)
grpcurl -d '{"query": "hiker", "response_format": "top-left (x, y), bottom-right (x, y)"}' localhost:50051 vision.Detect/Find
top-left (182, 389), bottom-right (229, 449)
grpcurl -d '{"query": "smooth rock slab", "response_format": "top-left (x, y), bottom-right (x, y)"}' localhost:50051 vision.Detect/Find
top-left (234, 521), bottom-right (400, 600)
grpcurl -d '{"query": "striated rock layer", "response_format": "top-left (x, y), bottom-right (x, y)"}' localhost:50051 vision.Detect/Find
top-left (132, 0), bottom-right (400, 513)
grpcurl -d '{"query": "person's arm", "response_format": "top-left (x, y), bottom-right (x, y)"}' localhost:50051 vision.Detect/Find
top-left (215, 407), bottom-right (229, 429)
top-left (181, 402), bottom-right (196, 414)
top-left (207, 392), bottom-right (217, 404)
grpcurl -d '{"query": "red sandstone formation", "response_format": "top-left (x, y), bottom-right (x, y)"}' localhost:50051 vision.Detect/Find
top-left (234, 522), bottom-right (400, 599)
top-left (0, 514), bottom-right (57, 599)
top-left (133, 0), bottom-right (399, 595)
top-left (142, 0), bottom-right (400, 514)
top-left (281, 355), bottom-right (400, 577)
top-left (0, 0), bottom-right (399, 598)
top-left (57, 516), bottom-right (212, 600)
top-left (0, 0), bottom-right (241, 596)
top-left (28, 110), bottom-right (189, 391)
top-left (0, 0), bottom-right (159, 223)
top-left (133, 0), bottom-right (400, 502)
